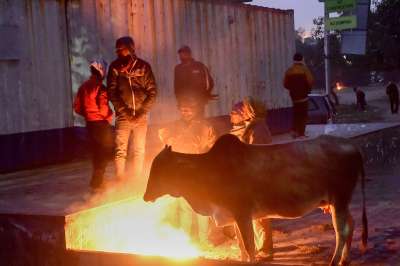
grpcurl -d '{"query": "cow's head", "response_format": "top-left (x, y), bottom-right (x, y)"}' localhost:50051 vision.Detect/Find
top-left (144, 145), bottom-right (182, 202)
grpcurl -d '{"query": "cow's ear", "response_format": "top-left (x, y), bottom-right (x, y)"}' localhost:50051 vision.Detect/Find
top-left (164, 145), bottom-right (172, 152)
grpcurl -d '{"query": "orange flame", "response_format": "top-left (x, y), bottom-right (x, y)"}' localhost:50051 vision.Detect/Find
top-left (65, 194), bottom-right (240, 260)
top-left (65, 196), bottom-right (202, 259)
top-left (336, 82), bottom-right (343, 91)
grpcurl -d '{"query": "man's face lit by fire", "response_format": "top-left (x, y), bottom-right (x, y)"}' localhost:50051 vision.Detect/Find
top-left (179, 51), bottom-right (192, 63)
top-left (230, 110), bottom-right (243, 125)
top-left (116, 45), bottom-right (131, 59)
top-left (179, 105), bottom-right (196, 122)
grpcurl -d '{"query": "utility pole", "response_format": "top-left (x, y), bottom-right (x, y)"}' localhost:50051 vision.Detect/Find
top-left (324, 5), bottom-right (331, 96)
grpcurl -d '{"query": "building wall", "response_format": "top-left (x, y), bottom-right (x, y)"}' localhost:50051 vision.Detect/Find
top-left (0, 0), bottom-right (73, 135)
top-left (0, 0), bottom-right (294, 134)
top-left (67, 0), bottom-right (295, 125)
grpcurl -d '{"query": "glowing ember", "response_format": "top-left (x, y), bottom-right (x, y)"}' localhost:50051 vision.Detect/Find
top-left (65, 197), bottom-right (201, 259)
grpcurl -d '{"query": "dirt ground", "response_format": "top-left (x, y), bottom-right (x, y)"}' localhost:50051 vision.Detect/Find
top-left (256, 165), bottom-right (400, 266)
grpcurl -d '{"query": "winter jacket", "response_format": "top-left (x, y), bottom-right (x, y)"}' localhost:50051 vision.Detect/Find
top-left (159, 119), bottom-right (217, 154)
top-left (107, 56), bottom-right (157, 119)
top-left (230, 97), bottom-right (272, 144)
top-left (174, 60), bottom-right (214, 104)
top-left (73, 76), bottom-right (113, 123)
top-left (283, 63), bottom-right (314, 102)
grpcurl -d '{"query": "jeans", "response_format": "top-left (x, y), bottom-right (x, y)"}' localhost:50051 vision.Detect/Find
top-left (86, 121), bottom-right (114, 188)
top-left (292, 100), bottom-right (308, 136)
top-left (114, 116), bottom-right (148, 181)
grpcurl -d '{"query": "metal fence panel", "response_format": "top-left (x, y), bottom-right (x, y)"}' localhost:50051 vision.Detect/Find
top-left (67, 0), bottom-right (294, 125)
top-left (0, 0), bottom-right (72, 135)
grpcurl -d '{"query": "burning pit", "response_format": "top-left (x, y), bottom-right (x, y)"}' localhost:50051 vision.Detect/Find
top-left (65, 196), bottom-right (239, 261)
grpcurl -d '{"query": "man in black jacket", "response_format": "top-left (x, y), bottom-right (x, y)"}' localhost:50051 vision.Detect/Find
top-left (107, 36), bottom-right (157, 182)
top-left (174, 46), bottom-right (215, 117)
top-left (386, 81), bottom-right (399, 114)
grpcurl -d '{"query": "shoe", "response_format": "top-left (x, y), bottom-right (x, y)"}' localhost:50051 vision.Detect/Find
top-left (290, 131), bottom-right (299, 139)
top-left (256, 250), bottom-right (274, 261)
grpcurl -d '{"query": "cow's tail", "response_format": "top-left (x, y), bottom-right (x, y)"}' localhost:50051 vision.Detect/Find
top-left (360, 160), bottom-right (368, 253)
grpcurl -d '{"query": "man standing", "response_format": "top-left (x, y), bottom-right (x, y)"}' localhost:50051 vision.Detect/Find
top-left (174, 45), bottom-right (216, 117)
top-left (386, 81), bottom-right (399, 114)
top-left (283, 53), bottom-right (314, 139)
top-left (354, 87), bottom-right (367, 111)
top-left (107, 36), bottom-right (157, 182)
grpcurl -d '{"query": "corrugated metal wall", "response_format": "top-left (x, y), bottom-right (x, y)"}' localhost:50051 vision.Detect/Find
top-left (67, 0), bottom-right (295, 124)
top-left (0, 0), bottom-right (294, 134)
top-left (0, 0), bottom-right (73, 135)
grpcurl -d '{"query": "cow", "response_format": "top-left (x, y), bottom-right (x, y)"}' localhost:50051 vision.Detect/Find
top-left (144, 134), bottom-right (368, 266)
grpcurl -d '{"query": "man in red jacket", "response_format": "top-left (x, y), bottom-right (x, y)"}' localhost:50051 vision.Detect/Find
top-left (283, 53), bottom-right (314, 138)
top-left (74, 60), bottom-right (114, 190)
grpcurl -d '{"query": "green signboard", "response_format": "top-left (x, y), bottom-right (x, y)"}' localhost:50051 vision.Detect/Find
top-left (326, 0), bottom-right (356, 12)
top-left (326, 15), bottom-right (357, 31)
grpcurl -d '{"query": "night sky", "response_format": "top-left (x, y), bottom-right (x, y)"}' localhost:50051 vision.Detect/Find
top-left (248, 0), bottom-right (324, 33)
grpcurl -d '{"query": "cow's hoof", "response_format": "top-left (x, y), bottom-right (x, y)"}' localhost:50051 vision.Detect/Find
top-left (256, 250), bottom-right (274, 261)
top-left (240, 253), bottom-right (250, 262)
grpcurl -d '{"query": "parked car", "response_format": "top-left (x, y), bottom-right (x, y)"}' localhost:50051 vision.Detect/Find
top-left (308, 94), bottom-right (336, 124)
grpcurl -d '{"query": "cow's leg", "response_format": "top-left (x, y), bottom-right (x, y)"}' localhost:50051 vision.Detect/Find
top-left (255, 218), bottom-right (273, 260)
top-left (235, 215), bottom-right (256, 262)
top-left (340, 213), bottom-right (354, 266)
top-left (234, 223), bottom-right (249, 261)
top-left (330, 205), bottom-right (352, 266)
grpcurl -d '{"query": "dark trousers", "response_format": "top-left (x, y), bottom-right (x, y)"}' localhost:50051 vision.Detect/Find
top-left (292, 101), bottom-right (308, 136)
top-left (86, 120), bottom-right (114, 188)
top-left (389, 96), bottom-right (399, 114)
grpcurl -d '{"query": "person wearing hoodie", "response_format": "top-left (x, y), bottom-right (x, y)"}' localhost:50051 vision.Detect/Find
top-left (229, 96), bottom-right (273, 260)
top-left (283, 53), bottom-right (314, 138)
top-left (107, 36), bottom-right (157, 182)
top-left (230, 97), bottom-right (272, 145)
top-left (73, 60), bottom-right (114, 190)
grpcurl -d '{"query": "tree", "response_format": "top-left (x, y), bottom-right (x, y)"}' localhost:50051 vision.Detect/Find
top-left (293, 0), bottom-right (400, 88)
top-left (367, 0), bottom-right (400, 76)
